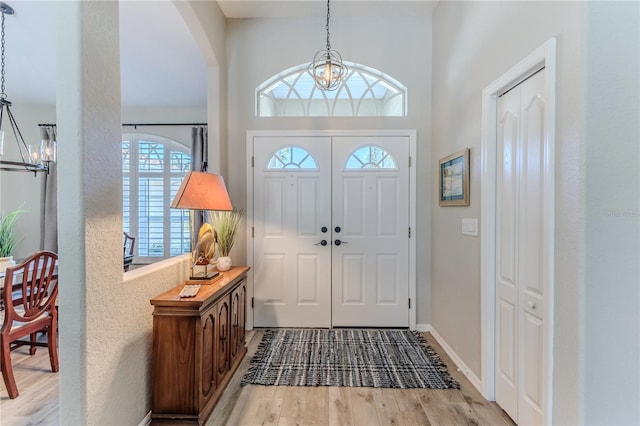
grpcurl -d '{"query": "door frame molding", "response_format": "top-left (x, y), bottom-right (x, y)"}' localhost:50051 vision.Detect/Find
top-left (246, 129), bottom-right (417, 330)
top-left (480, 38), bottom-right (556, 422)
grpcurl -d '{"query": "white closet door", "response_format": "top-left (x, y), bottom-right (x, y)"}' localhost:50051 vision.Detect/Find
top-left (495, 69), bottom-right (546, 425)
top-left (495, 83), bottom-right (520, 421)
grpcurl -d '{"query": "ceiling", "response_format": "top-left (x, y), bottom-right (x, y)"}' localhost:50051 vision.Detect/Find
top-left (4, 0), bottom-right (436, 108)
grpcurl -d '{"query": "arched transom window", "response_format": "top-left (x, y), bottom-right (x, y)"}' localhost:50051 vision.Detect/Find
top-left (266, 146), bottom-right (318, 170)
top-left (257, 62), bottom-right (407, 117)
top-left (345, 145), bottom-right (398, 170)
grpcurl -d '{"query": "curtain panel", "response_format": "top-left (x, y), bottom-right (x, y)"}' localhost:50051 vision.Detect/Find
top-left (191, 126), bottom-right (208, 234)
top-left (40, 125), bottom-right (57, 252)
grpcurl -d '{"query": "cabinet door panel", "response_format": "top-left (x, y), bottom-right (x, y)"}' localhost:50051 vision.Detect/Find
top-left (201, 303), bottom-right (217, 400)
top-left (238, 281), bottom-right (246, 349)
top-left (230, 289), bottom-right (240, 359)
top-left (216, 298), bottom-right (230, 382)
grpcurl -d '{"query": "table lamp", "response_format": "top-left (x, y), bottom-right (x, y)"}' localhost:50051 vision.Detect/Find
top-left (170, 171), bottom-right (232, 281)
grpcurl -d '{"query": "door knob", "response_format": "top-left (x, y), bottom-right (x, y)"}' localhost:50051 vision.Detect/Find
top-left (314, 239), bottom-right (328, 246)
top-left (334, 239), bottom-right (348, 246)
top-left (335, 226), bottom-right (341, 233)
top-left (527, 301), bottom-right (536, 309)
top-left (321, 226), bottom-right (328, 233)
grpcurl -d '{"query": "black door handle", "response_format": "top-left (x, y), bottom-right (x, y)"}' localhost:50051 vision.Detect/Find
top-left (335, 226), bottom-right (341, 233)
top-left (321, 226), bottom-right (328, 233)
top-left (314, 240), bottom-right (328, 246)
top-left (334, 239), bottom-right (348, 246)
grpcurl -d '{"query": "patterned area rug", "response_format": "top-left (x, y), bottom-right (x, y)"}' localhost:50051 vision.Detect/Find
top-left (241, 329), bottom-right (460, 389)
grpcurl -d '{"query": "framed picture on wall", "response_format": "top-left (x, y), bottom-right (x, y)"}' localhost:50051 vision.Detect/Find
top-left (439, 148), bottom-right (470, 206)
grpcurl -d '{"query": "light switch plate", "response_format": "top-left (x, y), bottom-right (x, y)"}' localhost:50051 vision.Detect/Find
top-left (462, 218), bottom-right (478, 236)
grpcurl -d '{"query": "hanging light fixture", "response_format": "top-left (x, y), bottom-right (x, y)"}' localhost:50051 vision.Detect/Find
top-left (0, 2), bottom-right (55, 174)
top-left (308, 0), bottom-right (348, 91)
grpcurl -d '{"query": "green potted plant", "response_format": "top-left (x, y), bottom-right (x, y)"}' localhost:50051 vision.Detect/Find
top-left (209, 208), bottom-right (244, 271)
top-left (0, 207), bottom-right (23, 272)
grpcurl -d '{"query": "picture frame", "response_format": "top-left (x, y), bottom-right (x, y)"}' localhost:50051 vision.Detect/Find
top-left (439, 148), bottom-right (470, 206)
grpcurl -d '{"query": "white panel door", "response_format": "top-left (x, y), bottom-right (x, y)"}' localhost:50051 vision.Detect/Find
top-left (495, 82), bottom-right (520, 421)
top-left (517, 70), bottom-right (546, 426)
top-left (495, 69), bottom-right (546, 425)
top-left (331, 137), bottom-right (409, 327)
top-left (253, 137), bottom-right (332, 327)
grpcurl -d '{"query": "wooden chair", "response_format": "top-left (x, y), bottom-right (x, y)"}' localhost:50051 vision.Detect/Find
top-left (0, 251), bottom-right (59, 399)
top-left (123, 231), bottom-right (135, 272)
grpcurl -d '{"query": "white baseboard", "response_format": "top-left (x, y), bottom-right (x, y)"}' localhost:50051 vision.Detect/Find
top-left (138, 411), bottom-right (151, 426)
top-left (427, 325), bottom-right (483, 394)
top-left (416, 323), bottom-right (431, 332)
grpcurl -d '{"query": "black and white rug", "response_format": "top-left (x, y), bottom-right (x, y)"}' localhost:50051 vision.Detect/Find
top-left (241, 329), bottom-right (460, 389)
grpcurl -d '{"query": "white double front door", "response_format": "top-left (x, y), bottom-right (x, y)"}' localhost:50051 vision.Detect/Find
top-left (252, 135), bottom-right (410, 328)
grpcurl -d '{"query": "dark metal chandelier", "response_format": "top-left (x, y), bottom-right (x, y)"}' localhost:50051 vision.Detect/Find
top-left (0, 2), bottom-right (55, 174)
top-left (308, 0), bottom-right (348, 91)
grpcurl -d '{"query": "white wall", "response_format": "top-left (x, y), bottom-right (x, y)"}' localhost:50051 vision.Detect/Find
top-left (432, 1), bottom-right (639, 424)
top-left (226, 15), bottom-right (433, 323)
top-left (0, 105), bottom-right (55, 259)
top-left (583, 2), bottom-right (639, 424)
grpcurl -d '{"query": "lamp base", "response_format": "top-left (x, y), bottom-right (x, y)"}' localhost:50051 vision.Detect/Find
top-left (186, 271), bottom-right (222, 285)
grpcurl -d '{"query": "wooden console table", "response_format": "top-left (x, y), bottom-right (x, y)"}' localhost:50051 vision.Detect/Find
top-left (150, 266), bottom-right (249, 425)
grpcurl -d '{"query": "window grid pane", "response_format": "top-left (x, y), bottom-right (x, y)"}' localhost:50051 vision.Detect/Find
top-left (138, 177), bottom-right (165, 257)
top-left (345, 145), bottom-right (398, 170)
top-left (257, 61), bottom-right (407, 117)
top-left (266, 146), bottom-right (318, 170)
top-left (138, 142), bottom-right (164, 172)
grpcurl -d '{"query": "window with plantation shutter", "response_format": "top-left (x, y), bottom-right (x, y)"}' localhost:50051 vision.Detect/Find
top-left (123, 134), bottom-right (191, 264)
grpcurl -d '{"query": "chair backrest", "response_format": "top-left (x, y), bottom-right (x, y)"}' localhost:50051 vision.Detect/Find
top-left (123, 232), bottom-right (135, 257)
top-left (1, 251), bottom-right (58, 330)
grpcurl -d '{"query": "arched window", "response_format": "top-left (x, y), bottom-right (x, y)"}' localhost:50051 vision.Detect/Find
top-left (257, 62), bottom-right (407, 117)
top-left (123, 134), bottom-right (191, 263)
top-left (345, 145), bottom-right (398, 170)
top-left (266, 146), bottom-right (318, 170)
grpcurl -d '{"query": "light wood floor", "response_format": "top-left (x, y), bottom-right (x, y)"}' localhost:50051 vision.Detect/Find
top-left (0, 341), bottom-right (59, 425)
top-left (0, 330), bottom-right (514, 426)
top-left (207, 330), bottom-right (514, 426)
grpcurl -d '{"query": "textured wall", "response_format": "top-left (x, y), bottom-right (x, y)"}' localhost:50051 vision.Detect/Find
top-left (431, 1), bottom-right (585, 423)
top-left (55, 2), bottom-right (191, 424)
top-left (583, 2), bottom-right (640, 424)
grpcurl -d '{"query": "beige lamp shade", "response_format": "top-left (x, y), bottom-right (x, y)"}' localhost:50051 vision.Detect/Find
top-left (170, 171), bottom-right (233, 211)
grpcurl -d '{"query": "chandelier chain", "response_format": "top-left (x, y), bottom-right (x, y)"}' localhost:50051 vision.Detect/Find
top-left (325, 0), bottom-right (331, 51)
top-left (0, 10), bottom-right (5, 99)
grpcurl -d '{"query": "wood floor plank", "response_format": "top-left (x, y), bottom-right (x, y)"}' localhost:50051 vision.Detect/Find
top-left (328, 386), bottom-right (353, 426)
top-left (393, 389), bottom-right (432, 426)
top-left (302, 387), bottom-right (329, 425)
top-left (233, 396), bottom-right (279, 426)
top-left (372, 388), bottom-right (403, 425)
top-left (278, 386), bottom-right (307, 419)
top-left (277, 416), bottom-right (304, 426)
top-left (349, 388), bottom-right (380, 425)
top-left (262, 397), bottom-right (284, 426)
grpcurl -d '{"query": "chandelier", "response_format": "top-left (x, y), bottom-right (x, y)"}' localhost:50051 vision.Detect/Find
top-left (308, 0), bottom-right (348, 91)
top-left (0, 2), bottom-right (55, 174)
